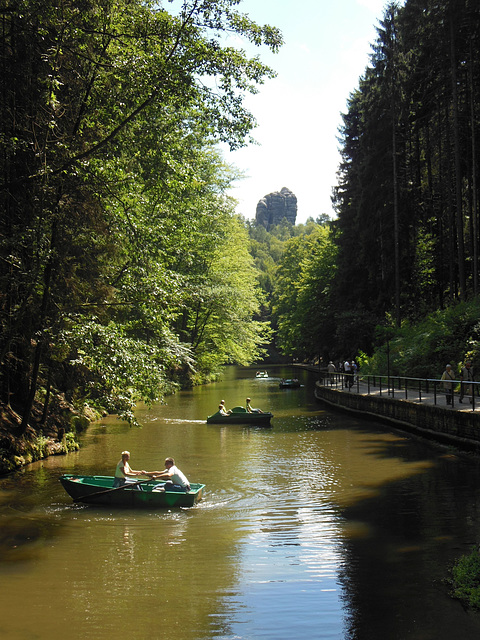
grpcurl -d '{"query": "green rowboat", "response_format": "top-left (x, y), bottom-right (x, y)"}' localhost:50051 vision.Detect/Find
top-left (60, 475), bottom-right (204, 508)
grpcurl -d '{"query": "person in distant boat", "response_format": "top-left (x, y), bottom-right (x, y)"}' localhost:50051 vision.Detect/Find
top-left (218, 403), bottom-right (230, 416)
top-left (148, 457), bottom-right (191, 492)
top-left (246, 397), bottom-right (264, 414)
top-left (219, 400), bottom-right (232, 415)
top-left (113, 451), bottom-right (148, 488)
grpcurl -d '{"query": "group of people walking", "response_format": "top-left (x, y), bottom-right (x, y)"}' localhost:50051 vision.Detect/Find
top-left (441, 361), bottom-right (475, 406)
top-left (326, 359), bottom-right (359, 389)
top-left (326, 358), bottom-right (476, 408)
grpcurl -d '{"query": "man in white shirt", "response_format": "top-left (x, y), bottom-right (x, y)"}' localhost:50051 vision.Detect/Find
top-left (148, 457), bottom-right (191, 492)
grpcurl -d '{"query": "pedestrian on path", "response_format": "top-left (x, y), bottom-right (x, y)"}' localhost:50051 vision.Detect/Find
top-left (344, 360), bottom-right (351, 388)
top-left (349, 359), bottom-right (357, 389)
top-left (351, 360), bottom-right (358, 385)
top-left (459, 361), bottom-right (474, 404)
top-left (327, 361), bottom-right (336, 385)
top-left (441, 364), bottom-right (455, 405)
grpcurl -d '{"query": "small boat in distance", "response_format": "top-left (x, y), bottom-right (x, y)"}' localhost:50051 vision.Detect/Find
top-left (255, 370), bottom-right (269, 378)
top-left (60, 475), bottom-right (204, 508)
top-left (279, 378), bottom-right (301, 388)
top-left (207, 406), bottom-right (273, 425)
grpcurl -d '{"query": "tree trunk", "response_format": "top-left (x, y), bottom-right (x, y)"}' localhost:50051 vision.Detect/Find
top-left (18, 221), bottom-right (56, 434)
top-left (450, 12), bottom-right (466, 300)
top-left (469, 38), bottom-right (478, 295)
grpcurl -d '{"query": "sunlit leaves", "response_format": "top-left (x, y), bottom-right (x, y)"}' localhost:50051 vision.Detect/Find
top-left (1, 0), bottom-right (281, 425)
top-left (271, 225), bottom-right (337, 360)
top-left (177, 212), bottom-right (271, 378)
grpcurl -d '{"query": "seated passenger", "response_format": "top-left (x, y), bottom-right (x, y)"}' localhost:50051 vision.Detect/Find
top-left (246, 397), bottom-right (264, 414)
top-left (219, 400), bottom-right (232, 415)
top-left (113, 451), bottom-right (148, 489)
top-left (219, 403), bottom-right (231, 416)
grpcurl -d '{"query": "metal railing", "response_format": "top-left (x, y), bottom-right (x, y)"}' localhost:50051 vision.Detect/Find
top-left (318, 371), bottom-right (480, 411)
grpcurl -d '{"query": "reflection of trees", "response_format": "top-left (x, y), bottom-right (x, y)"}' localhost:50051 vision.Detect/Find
top-left (338, 452), bottom-right (480, 639)
top-left (0, 512), bottom-right (63, 563)
top-left (0, 471), bottom-right (66, 563)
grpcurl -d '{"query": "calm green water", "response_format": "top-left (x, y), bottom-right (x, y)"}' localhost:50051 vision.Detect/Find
top-left (1, 365), bottom-right (480, 639)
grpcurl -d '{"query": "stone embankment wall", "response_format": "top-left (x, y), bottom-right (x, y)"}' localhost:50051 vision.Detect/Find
top-left (315, 382), bottom-right (480, 454)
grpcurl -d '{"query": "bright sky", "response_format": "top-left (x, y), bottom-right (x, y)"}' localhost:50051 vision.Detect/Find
top-left (222, 0), bottom-right (392, 224)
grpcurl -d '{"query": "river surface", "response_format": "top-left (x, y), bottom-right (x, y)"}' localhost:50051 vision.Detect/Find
top-left (1, 365), bottom-right (480, 639)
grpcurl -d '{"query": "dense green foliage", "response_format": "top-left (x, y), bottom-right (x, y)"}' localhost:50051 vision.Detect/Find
top-left (271, 224), bottom-right (337, 361)
top-left (332, 0), bottom-right (480, 355)
top-left (449, 547), bottom-right (480, 610)
top-left (0, 0), bottom-right (282, 429)
top-left (357, 298), bottom-right (480, 378)
top-left (247, 217), bottom-right (332, 361)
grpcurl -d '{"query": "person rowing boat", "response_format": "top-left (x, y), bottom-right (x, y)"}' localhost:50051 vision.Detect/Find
top-left (147, 457), bottom-right (191, 492)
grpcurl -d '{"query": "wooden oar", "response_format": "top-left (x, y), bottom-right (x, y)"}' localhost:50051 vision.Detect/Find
top-left (73, 477), bottom-right (157, 503)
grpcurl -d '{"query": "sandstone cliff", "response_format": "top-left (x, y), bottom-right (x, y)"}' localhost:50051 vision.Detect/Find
top-left (255, 187), bottom-right (297, 229)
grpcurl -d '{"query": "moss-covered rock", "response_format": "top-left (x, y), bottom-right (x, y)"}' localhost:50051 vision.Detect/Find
top-left (0, 394), bottom-right (96, 475)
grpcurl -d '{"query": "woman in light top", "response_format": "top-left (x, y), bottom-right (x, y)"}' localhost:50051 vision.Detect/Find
top-left (113, 451), bottom-right (148, 488)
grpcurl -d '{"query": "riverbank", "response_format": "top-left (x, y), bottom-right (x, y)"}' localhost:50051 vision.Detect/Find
top-left (0, 396), bottom-right (100, 475)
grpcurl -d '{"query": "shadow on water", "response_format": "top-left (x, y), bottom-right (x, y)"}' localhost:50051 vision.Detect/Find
top-left (321, 419), bottom-right (480, 639)
top-left (0, 512), bottom-right (63, 564)
top-left (0, 478), bottom-right (65, 564)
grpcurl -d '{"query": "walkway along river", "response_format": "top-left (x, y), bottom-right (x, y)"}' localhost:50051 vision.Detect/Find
top-left (1, 365), bottom-right (480, 639)
top-left (311, 366), bottom-right (480, 454)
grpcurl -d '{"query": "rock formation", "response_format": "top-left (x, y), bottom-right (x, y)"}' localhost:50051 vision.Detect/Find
top-left (255, 187), bottom-right (297, 229)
